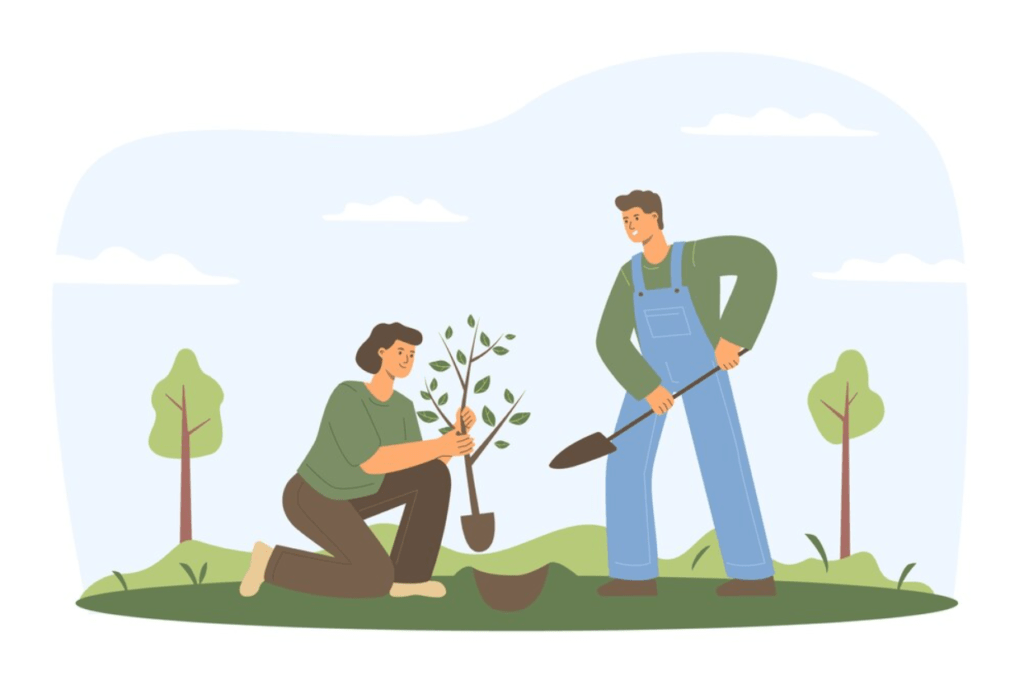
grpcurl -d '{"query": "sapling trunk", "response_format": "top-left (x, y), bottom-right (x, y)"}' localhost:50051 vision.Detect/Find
top-left (459, 322), bottom-right (482, 516)
top-left (462, 413), bottom-right (481, 515)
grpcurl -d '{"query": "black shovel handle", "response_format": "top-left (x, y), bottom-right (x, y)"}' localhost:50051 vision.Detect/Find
top-left (609, 348), bottom-right (751, 442)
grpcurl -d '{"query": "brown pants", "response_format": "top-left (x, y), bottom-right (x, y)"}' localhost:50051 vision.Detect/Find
top-left (264, 460), bottom-right (451, 598)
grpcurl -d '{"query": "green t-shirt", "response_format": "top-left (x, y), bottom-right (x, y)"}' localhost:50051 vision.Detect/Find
top-left (297, 381), bottom-right (423, 500)
top-left (596, 236), bottom-right (777, 401)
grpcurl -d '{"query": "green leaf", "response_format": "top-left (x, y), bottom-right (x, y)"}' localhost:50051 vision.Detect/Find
top-left (495, 441), bottom-right (510, 449)
top-left (493, 346), bottom-right (509, 356)
top-left (481, 332), bottom-right (491, 347)
top-left (505, 334), bottom-right (516, 340)
top-left (430, 378), bottom-right (438, 391)
top-left (439, 426), bottom-right (454, 434)
top-left (474, 376), bottom-right (491, 394)
top-left (199, 562), bottom-right (208, 584)
top-left (457, 350), bottom-right (467, 365)
top-left (112, 571), bottom-right (128, 592)
top-left (482, 406), bottom-right (496, 427)
top-left (445, 326), bottom-right (453, 339)
top-left (429, 361), bottom-right (451, 372)
top-left (805, 533), bottom-right (829, 572)
top-left (691, 545), bottom-right (711, 571)
top-left (417, 411), bottom-right (439, 423)
top-left (420, 390), bottom-right (430, 400)
top-left (510, 412), bottom-right (530, 425)
top-left (179, 563), bottom-right (198, 585)
top-left (468, 315), bottom-right (476, 328)
top-left (897, 563), bottom-right (917, 590)
top-left (438, 392), bottom-right (449, 405)
top-left (504, 389), bottom-right (514, 404)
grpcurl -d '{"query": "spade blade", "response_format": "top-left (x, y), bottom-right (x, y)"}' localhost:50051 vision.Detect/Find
top-left (549, 432), bottom-right (619, 469)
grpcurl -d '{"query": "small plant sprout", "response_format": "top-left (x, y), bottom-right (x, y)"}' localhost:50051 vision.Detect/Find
top-left (112, 571), bottom-right (128, 592)
top-left (805, 533), bottom-right (829, 572)
top-left (691, 545), bottom-right (711, 571)
top-left (897, 562), bottom-right (916, 590)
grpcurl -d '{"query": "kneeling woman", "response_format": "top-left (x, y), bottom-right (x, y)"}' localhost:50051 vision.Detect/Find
top-left (240, 322), bottom-right (476, 599)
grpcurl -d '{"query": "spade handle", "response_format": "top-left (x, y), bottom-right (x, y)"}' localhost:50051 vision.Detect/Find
top-left (609, 348), bottom-right (751, 442)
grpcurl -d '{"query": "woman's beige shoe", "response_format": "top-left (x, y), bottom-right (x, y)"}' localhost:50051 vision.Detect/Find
top-left (389, 581), bottom-right (447, 598)
top-left (239, 541), bottom-right (273, 597)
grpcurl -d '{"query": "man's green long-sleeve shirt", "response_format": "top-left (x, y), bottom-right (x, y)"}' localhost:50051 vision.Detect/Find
top-left (596, 236), bottom-right (777, 400)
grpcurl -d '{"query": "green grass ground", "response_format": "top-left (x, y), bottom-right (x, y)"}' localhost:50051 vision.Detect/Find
top-left (78, 564), bottom-right (955, 630)
top-left (82, 525), bottom-right (934, 597)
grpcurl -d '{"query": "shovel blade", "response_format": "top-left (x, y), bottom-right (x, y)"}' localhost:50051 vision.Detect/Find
top-left (462, 512), bottom-right (495, 552)
top-left (549, 432), bottom-right (618, 469)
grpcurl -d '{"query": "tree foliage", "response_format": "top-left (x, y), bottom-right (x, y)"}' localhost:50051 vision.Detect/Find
top-left (420, 316), bottom-right (529, 465)
top-left (149, 349), bottom-right (224, 459)
top-left (807, 350), bottom-right (884, 444)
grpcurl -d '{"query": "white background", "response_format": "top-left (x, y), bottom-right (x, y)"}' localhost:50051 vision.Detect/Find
top-left (1, 1), bottom-right (1020, 677)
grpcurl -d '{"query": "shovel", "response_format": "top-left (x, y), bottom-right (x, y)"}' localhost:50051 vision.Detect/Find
top-left (549, 348), bottom-right (750, 469)
top-left (458, 395), bottom-right (495, 552)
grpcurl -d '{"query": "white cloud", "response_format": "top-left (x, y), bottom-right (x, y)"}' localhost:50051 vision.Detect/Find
top-left (813, 254), bottom-right (966, 282)
top-left (681, 107), bottom-right (877, 137)
top-left (322, 196), bottom-right (468, 222)
top-left (54, 247), bottom-right (239, 285)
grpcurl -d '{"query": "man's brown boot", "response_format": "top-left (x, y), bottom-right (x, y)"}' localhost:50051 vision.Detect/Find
top-left (716, 576), bottom-right (776, 597)
top-left (597, 578), bottom-right (657, 597)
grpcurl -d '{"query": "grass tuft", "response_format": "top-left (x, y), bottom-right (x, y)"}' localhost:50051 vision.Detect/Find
top-left (180, 563), bottom-right (198, 585)
top-left (897, 563), bottom-right (916, 590)
top-left (805, 534), bottom-right (829, 573)
top-left (691, 545), bottom-right (711, 571)
top-left (112, 571), bottom-right (128, 592)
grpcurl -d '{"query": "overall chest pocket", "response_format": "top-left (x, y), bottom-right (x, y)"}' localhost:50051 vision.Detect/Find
top-left (643, 306), bottom-right (692, 338)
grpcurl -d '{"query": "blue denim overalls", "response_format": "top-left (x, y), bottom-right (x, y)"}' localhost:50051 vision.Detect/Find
top-left (605, 241), bottom-right (774, 581)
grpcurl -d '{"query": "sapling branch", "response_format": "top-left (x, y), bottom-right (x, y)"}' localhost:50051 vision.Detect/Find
top-left (439, 336), bottom-right (466, 390)
top-left (472, 330), bottom-right (507, 362)
top-left (166, 394), bottom-right (183, 411)
top-left (848, 392), bottom-right (859, 407)
top-left (470, 391), bottom-right (525, 465)
top-left (425, 379), bottom-right (454, 429)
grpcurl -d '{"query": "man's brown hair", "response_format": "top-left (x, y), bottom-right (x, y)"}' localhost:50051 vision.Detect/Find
top-left (356, 322), bottom-right (423, 373)
top-left (615, 190), bottom-right (664, 230)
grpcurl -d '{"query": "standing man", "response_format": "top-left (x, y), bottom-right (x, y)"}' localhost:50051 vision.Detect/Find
top-left (596, 189), bottom-right (777, 597)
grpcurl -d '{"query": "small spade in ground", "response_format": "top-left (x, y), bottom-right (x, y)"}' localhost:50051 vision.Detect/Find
top-left (461, 450), bottom-right (495, 552)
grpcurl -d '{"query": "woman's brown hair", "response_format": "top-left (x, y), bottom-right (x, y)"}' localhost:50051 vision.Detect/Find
top-left (355, 322), bottom-right (423, 373)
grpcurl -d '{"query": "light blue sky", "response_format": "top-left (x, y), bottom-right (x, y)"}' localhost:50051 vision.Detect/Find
top-left (54, 54), bottom-right (966, 593)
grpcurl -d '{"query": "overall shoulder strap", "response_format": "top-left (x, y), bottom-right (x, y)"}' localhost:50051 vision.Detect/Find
top-left (670, 241), bottom-right (686, 289)
top-left (630, 253), bottom-right (646, 294)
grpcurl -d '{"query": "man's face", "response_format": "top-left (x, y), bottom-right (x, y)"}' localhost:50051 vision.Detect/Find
top-left (621, 207), bottom-right (660, 244)
top-left (379, 340), bottom-right (417, 379)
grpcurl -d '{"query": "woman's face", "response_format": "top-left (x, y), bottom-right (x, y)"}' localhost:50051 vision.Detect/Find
top-left (378, 340), bottom-right (417, 379)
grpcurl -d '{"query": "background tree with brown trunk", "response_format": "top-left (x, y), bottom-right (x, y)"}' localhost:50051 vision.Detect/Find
top-left (149, 349), bottom-right (224, 544)
top-left (808, 349), bottom-right (885, 559)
